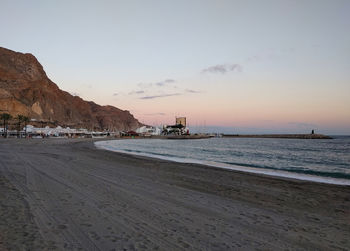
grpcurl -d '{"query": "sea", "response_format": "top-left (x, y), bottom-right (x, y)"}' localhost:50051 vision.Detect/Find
top-left (95, 136), bottom-right (350, 186)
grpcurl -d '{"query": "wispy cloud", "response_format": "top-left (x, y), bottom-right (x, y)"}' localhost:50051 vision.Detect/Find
top-left (112, 93), bottom-right (118, 96)
top-left (138, 88), bottom-right (202, 100)
top-left (128, 90), bottom-right (145, 95)
top-left (140, 93), bottom-right (181, 100)
top-left (138, 79), bottom-right (176, 88)
top-left (134, 79), bottom-right (201, 100)
top-left (202, 64), bottom-right (242, 74)
top-left (155, 79), bottom-right (176, 86)
top-left (185, 89), bottom-right (202, 93)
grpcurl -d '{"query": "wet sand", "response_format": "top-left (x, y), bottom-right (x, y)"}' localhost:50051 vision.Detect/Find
top-left (0, 138), bottom-right (349, 250)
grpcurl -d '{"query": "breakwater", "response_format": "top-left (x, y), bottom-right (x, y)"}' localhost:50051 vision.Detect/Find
top-left (222, 134), bottom-right (332, 139)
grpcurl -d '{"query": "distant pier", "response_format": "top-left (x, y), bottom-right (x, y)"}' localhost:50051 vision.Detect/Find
top-left (150, 134), bottom-right (211, 140)
top-left (221, 134), bottom-right (332, 139)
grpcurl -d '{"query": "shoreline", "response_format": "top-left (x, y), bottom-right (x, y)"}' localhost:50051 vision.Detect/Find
top-left (0, 138), bottom-right (349, 250)
top-left (95, 139), bottom-right (350, 186)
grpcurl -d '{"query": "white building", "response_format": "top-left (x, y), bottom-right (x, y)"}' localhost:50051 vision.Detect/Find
top-left (136, 126), bottom-right (161, 136)
top-left (25, 125), bottom-right (90, 137)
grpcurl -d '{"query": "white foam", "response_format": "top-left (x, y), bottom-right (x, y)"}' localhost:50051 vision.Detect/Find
top-left (95, 141), bottom-right (350, 186)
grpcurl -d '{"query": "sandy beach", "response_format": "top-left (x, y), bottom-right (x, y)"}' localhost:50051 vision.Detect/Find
top-left (0, 138), bottom-right (349, 250)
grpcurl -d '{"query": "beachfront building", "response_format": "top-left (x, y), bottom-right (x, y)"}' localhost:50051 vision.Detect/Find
top-left (162, 124), bottom-right (189, 135)
top-left (162, 117), bottom-right (190, 135)
top-left (161, 116), bottom-right (189, 135)
top-left (23, 125), bottom-right (110, 138)
top-left (136, 126), bottom-right (161, 136)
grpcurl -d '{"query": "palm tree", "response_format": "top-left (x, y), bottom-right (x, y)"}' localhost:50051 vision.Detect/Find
top-left (16, 115), bottom-right (24, 138)
top-left (22, 116), bottom-right (30, 137)
top-left (1, 113), bottom-right (12, 138)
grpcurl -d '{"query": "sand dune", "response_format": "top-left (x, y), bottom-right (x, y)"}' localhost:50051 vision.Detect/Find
top-left (0, 138), bottom-right (349, 250)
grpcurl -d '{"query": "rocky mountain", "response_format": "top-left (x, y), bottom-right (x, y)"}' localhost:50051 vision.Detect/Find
top-left (0, 47), bottom-right (142, 131)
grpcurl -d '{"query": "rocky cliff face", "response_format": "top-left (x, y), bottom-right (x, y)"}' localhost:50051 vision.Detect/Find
top-left (0, 47), bottom-right (142, 131)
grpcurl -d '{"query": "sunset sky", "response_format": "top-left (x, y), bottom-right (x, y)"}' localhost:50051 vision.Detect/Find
top-left (1, 0), bottom-right (349, 134)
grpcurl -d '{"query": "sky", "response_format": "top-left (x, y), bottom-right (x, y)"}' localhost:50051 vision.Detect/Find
top-left (1, 0), bottom-right (349, 134)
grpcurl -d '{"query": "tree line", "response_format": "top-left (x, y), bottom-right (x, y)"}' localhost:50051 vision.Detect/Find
top-left (0, 113), bottom-right (30, 138)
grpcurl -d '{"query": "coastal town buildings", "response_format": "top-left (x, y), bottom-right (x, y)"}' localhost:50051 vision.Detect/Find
top-left (1, 116), bottom-right (190, 138)
top-left (1, 125), bottom-right (112, 138)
